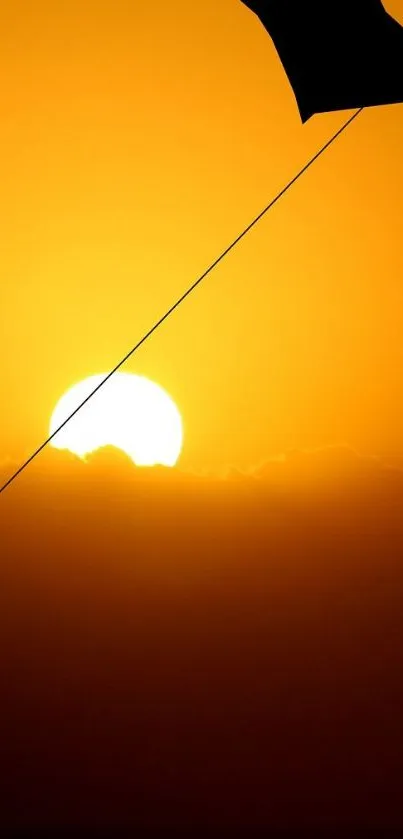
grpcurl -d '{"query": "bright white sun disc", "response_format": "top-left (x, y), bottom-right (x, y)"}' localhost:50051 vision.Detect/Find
top-left (49, 373), bottom-right (183, 467)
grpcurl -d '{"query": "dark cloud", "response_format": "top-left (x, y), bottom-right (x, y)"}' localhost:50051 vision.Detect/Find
top-left (1, 446), bottom-right (403, 833)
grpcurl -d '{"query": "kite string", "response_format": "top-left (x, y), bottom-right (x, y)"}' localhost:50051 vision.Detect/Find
top-left (0, 107), bottom-right (363, 496)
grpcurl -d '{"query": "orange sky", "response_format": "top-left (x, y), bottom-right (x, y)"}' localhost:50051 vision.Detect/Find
top-left (2, 6), bottom-right (403, 827)
top-left (1, 0), bottom-right (403, 472)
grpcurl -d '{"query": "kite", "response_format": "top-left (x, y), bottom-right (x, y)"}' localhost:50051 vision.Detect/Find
top-left (241, 0), bottom-right (403, 122)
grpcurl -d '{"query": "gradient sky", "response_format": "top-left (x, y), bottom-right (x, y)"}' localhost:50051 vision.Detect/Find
top-left (2, 446), bottom-right (403, 830)
top-left (2, 5), bottom-right (403, 831)
top-left (1, 0), bottom-right (403, 473)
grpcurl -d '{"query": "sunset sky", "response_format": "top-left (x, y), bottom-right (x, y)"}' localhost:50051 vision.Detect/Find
top-left (2, 2), bottom-right (403, 833)
top-left (1, 0), bottom-right (403, 472)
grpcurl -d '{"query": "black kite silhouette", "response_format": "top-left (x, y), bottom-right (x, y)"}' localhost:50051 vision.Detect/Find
top-left (241, 0), bottom-right (403, 122)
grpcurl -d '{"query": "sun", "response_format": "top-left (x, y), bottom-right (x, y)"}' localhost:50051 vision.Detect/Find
top-left (49, 373), bottom-right (183, 467)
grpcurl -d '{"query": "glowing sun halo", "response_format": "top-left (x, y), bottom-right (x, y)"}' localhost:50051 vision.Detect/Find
top-left (49, 373), bottom-right (183, 467)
